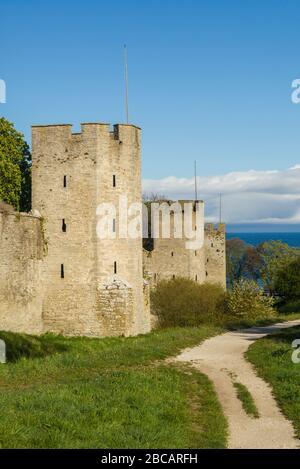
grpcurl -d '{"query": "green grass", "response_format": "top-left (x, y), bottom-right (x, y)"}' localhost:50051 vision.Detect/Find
top-left (246, 325), bottom-right (300, 438)
top-left (0, 326), bottom-right (227, 449)
top-left (225, 311), bottom-right (300, 330)
top-left (233, 382), bottom-right (259, 418)
top-left (276, 312), bottom-right (300, 321)
top-left (0, 331), bottom-right (68, 362)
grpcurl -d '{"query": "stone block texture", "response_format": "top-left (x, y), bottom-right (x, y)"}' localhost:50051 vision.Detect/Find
top-left (0, 209), bottom-right (46, 334)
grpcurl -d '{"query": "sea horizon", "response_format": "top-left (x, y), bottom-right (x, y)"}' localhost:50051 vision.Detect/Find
top-left (227, 232), bottom-right (300, 248)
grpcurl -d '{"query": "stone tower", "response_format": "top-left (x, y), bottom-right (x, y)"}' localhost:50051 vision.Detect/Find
top-left (204, 223), bottom-right (226, 287)
top-left (32, 123), bottom-right (150, 337)
top-left (143, 200), bottom-right (226, 288)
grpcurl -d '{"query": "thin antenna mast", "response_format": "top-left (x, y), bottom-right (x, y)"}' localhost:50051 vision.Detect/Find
top-left (194, 160), bottom-right (198, 201)
top-left (124, 44), bottom-right (129, 124)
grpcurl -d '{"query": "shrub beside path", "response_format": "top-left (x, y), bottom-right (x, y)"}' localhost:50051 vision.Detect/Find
top-left (175, 319), bottom-right (300, 449)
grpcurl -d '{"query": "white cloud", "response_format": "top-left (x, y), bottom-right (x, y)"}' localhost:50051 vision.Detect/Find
top-left (142, 166), bottom-right (300, 224)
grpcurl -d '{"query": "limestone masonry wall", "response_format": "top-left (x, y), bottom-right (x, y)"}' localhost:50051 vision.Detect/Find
top-left (31, 122), bottom-right (150, 337)
top-left (204, 223), bottom-right (226, 288)
top-left (0, 209), bottom-right (46, 334)
top-left (143, 206), bottom-right (226, 289)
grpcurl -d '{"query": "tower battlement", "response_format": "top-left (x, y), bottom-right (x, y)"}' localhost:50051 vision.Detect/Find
top-left (32, 122), bottom-right (141, 139)
top-left (32, 123), bottom-right (141, 164)
top-left (205, 223), bottom-right (226, 234)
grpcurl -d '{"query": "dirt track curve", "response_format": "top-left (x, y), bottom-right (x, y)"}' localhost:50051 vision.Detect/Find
top-left (175, 319), bottom-right (300, 449)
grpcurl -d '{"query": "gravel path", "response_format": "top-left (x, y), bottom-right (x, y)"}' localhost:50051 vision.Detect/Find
top-left (175, 319), bottom-right (300, 449)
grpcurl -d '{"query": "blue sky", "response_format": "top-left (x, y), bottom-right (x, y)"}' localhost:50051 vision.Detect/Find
top-left (1, 0), bottom-right (300, 225)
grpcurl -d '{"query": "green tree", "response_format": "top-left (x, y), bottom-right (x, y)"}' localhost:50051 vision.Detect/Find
top-left (242, 245), bottom-right (263, 281)
top-left (0, 117), bottom-right (31, 211)
top-left (257, 240), bottom-right (300, 293)
top-left (226, 238), bottom-right (248, 287)
top-left (274, 257), bottom-right (300, 301)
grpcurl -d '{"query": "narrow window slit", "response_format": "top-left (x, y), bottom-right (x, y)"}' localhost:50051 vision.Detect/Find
top-left (61, 264), bottom-right (64, 279)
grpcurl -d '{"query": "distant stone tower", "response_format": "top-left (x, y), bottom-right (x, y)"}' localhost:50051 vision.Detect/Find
top-left (204, 223), bottom-right (226, 287)
top-left (32, 123), bottom-right (150, 337)
top-left (143, 200), bottom-right (226, 288)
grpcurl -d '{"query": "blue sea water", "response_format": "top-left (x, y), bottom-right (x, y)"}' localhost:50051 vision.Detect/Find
top-left (227, 233), bottom-right (300, 248)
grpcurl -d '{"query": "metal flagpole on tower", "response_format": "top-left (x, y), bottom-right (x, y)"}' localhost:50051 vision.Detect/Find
top-left (194, 160), bottom-right (198, 201)
top-left (124, 44), bottom-right (129, 124)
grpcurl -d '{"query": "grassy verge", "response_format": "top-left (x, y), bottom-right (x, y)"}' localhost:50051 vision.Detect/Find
top-left (225, 311), bottom-right (300, 330)
top-left (246, 325), bottom-right (300, 438)
top-left (0, 326), bottom-right (227, 449)
top-left (0, 331), bottom-right (67, 362)
top-left (233, 382), bottom-right (259, 418)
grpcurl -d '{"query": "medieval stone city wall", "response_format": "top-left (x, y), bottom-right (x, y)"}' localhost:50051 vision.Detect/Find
top-left (93, 124), bottom-right (150, 335)
top-left (31, 123), bottom-right (150, 337)
top-left (0, 208), bottom-right (46, 334)
top-left (143, 204), bottom-right (226, 289)
top-left (0, 122), bottom-right (225, 339)
top-left (204, 223), bottom-right (226, 288)
top-left (32, 124), bottom-right (100, 336)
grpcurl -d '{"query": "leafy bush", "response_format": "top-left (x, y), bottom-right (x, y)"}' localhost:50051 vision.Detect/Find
top-left (151, 278), bottom-right (226, 328)
top-left (151, 278), bottom-right (277, 329)
top-left (226, 279), bottom-right (275, 321)
top-left (274, 257), bottom-right (300, 302)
